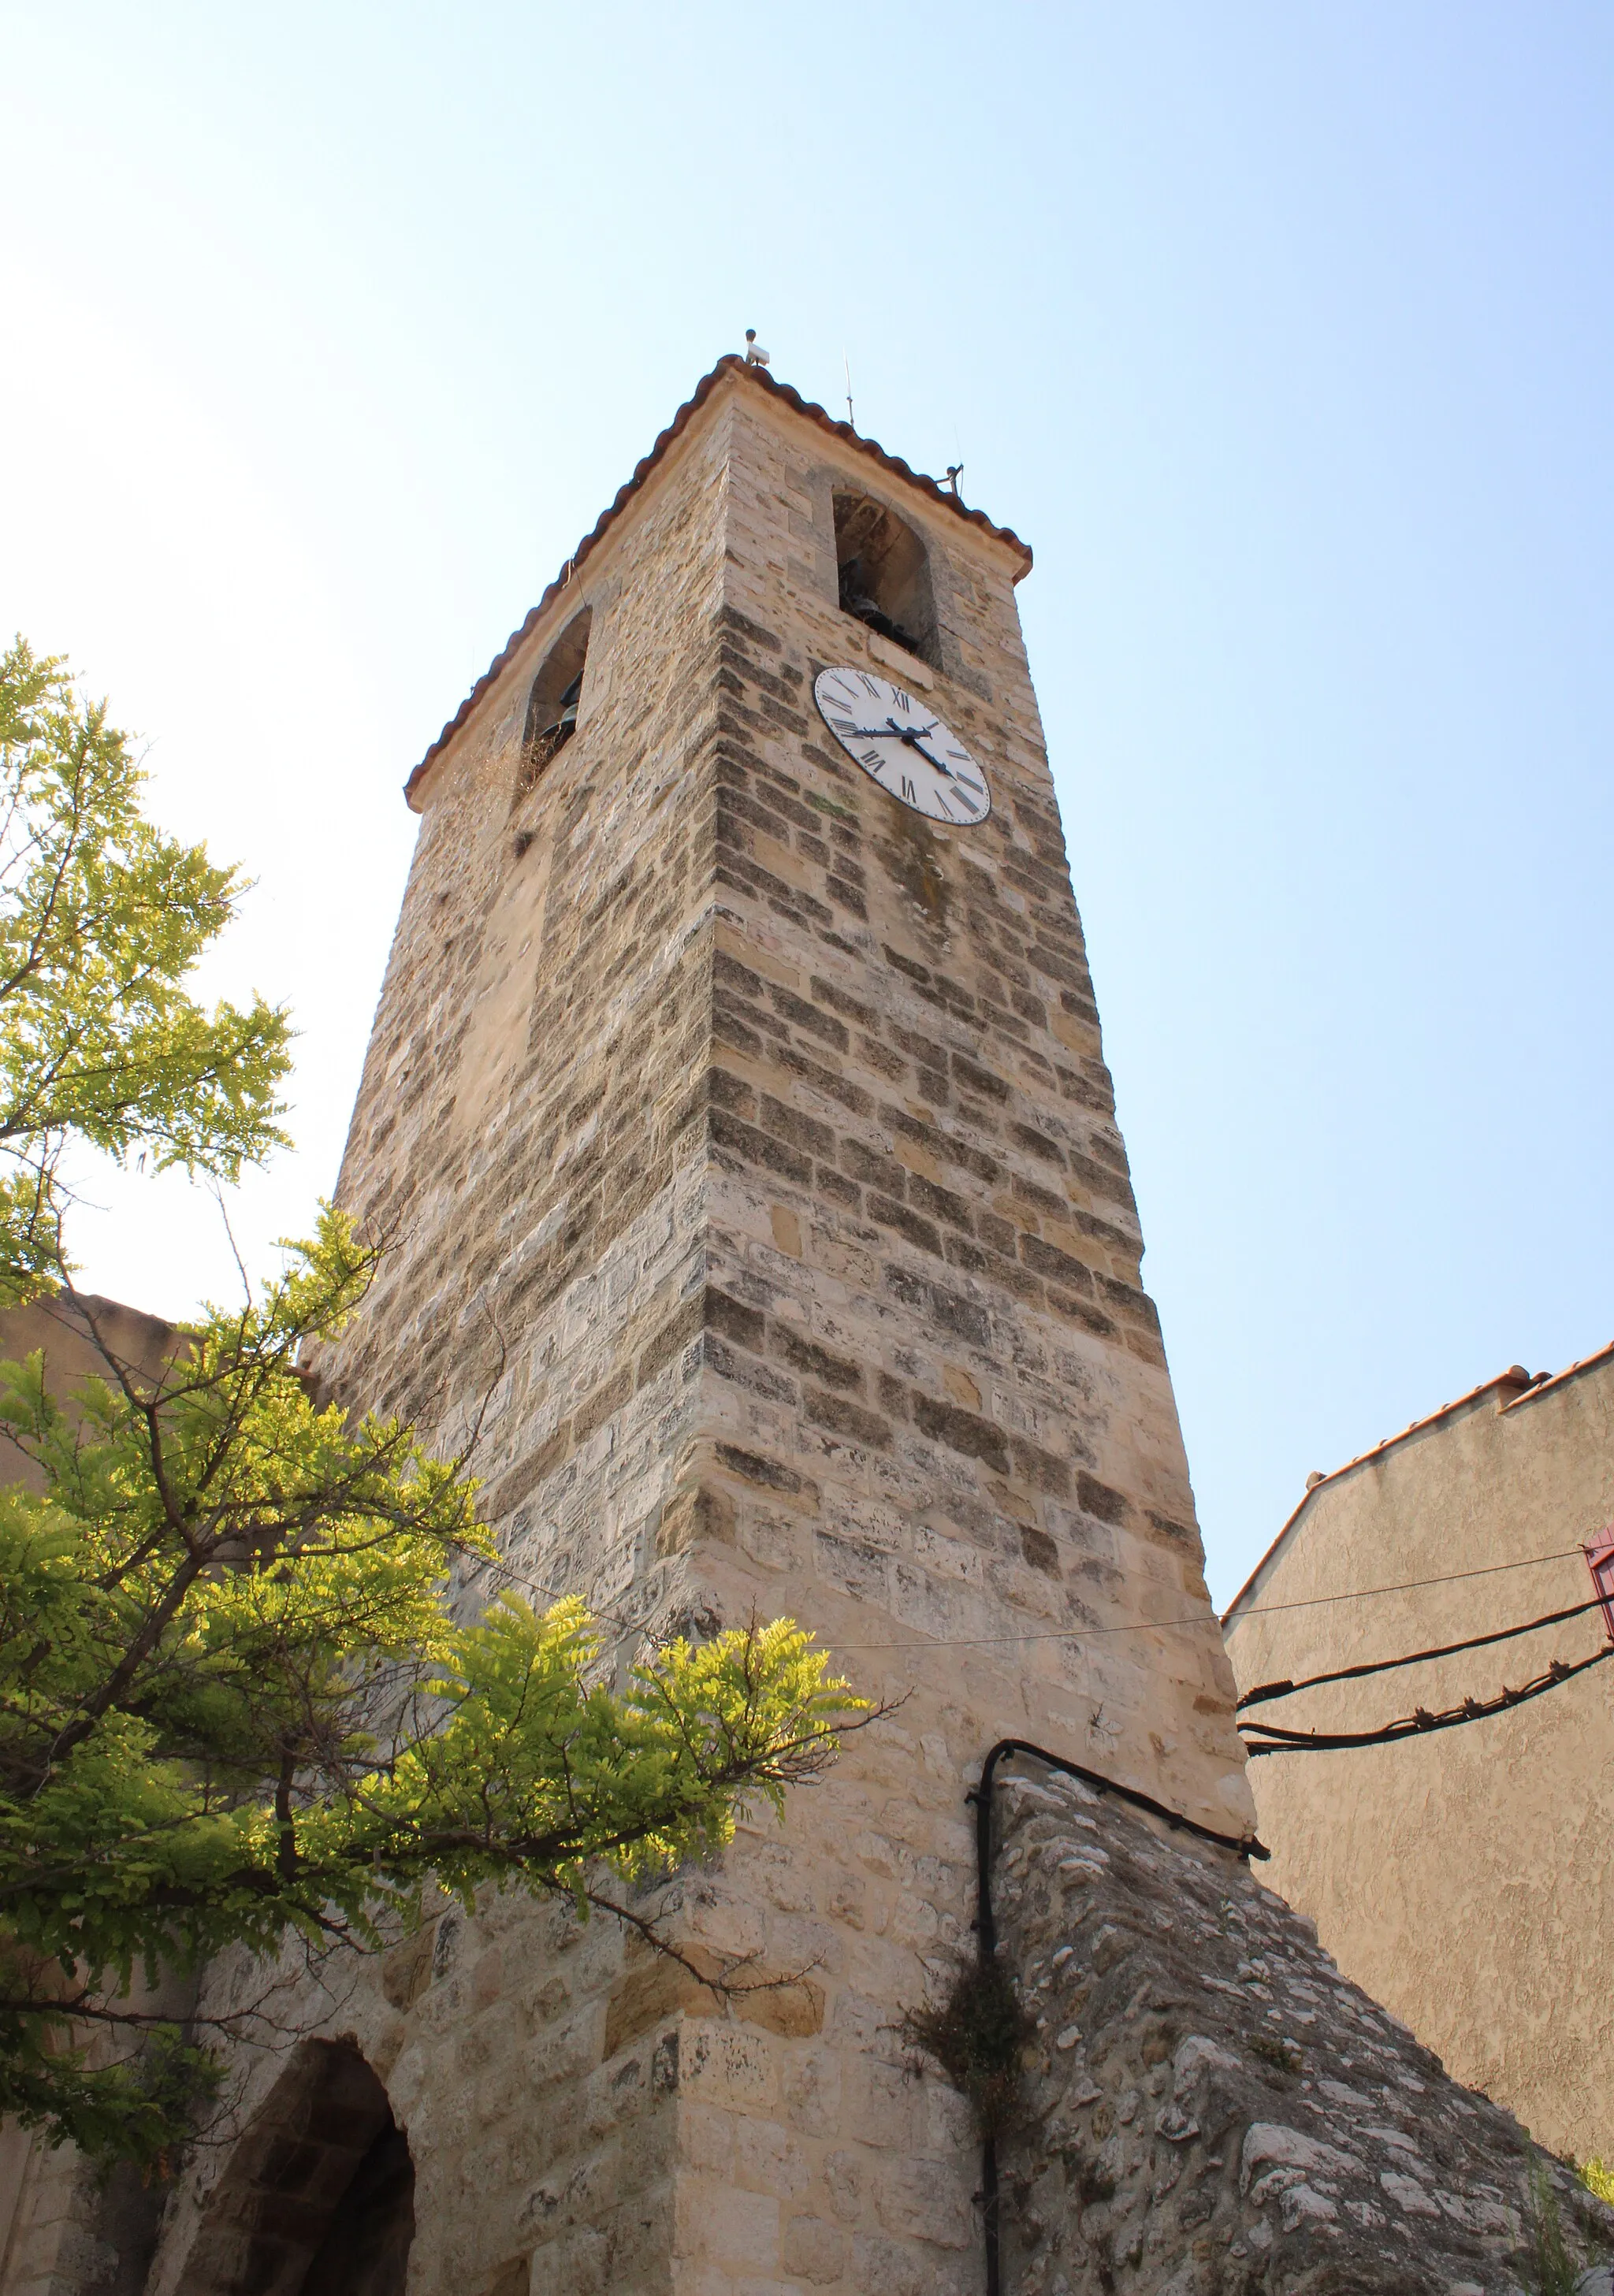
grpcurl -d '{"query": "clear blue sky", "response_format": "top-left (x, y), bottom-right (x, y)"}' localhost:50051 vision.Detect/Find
top-left (3, 3), bottom-right (1611, 1603)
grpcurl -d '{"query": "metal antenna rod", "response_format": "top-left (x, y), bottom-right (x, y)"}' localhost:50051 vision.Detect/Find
top-left (844, 351), bottom-right (854, 429)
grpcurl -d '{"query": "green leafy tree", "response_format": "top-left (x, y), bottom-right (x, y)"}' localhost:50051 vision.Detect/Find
top-left (0, 645), bottom-right (863, 2169)
top-left (0, 637), bottom-right (292, 1301)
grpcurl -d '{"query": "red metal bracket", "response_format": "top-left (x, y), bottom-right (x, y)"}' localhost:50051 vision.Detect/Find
top-left (1584, 1532), bottom-right (1614, 1644)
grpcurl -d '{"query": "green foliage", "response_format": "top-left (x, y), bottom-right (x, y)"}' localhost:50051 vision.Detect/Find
top-left (0, 637), bottom-right (291, 1302)
top-left (0, 2008), bottom-right (220, 2181)
top-left (1246, 2029), bottom-right (1303, 2079)
top-left (0, 642), bottom-right (864, 2170)
top-left (0, 1214), bottom-right (861, 2163)
top-left (1582, 2157), bottom-right (1614, 2209)
top-left (1526, 2157), bottom-right (1580, 2296)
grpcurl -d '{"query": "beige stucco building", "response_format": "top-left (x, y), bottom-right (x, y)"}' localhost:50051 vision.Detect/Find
top-left (1223, 1342), bottom-right (1614, 2164)
top-left (0, 1292), bottom-right (180, 1495)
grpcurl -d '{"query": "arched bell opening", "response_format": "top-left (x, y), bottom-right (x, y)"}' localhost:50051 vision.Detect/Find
top-left (174, 2038), bottom-right (415, 2296)
top-left (514, 605), bottom-right (593, 807)
top-left (832, 491), bottom-right (939, 668)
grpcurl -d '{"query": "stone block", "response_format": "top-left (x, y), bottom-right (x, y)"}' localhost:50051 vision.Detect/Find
top-left (779, 2213), bottom-right (845, 2283)
top-left (676, 2177), bottom-right (780, 2269)
top-left (679, 2025), bottom-right (779, 2112)
top-left (872, 2157), bottom-right (972, 2250)
top-left (732, 2120), bottom-right (809, 2200)
top-left (779, 2045), bottom-right (841, 2139)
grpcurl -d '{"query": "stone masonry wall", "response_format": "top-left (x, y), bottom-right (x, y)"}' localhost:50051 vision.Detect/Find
top-left (697, 383), bottom-right (1245, 1827)
top-left (145, 396), bottom-right (748, 2296)
top-left (136, 367), bottom-right (1253, 2296)
top-left (990, 1763), bottom-right (1614, 2296)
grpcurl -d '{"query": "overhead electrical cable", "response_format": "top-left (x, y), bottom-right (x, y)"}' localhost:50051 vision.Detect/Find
top-left (1218, 1543), bottom-right (1589, 1622)
top-left (458, 1535), bottom-right (1593, 1663)
top-left (824, 1544), bottom-right (1590, 1655)
top-left (1239, 1640), bottom-right (1613, 1756)
top-left (1237, 1592), bottom-right (1611, 1711)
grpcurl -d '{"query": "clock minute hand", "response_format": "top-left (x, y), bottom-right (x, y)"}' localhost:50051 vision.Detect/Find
top-left (839, 719), bottom-right (939, 740)
top-left (837, 717), bottom-right (959, 780)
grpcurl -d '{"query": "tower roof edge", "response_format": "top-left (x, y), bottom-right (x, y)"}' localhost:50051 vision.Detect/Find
top-left (404, 355), bottom-right (1033, 809)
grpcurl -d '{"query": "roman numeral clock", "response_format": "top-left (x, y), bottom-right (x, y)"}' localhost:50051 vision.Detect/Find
top-left (813, 665), bottom-right (992, 824)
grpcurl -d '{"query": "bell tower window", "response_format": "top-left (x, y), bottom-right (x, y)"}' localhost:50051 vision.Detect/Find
top-left (515, 606), bottom-right (591, 803)
top-left (833, 492), bottom-right (939, 668)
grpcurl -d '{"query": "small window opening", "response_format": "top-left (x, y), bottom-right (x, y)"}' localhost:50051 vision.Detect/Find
top-left (833, 492), bottom-right (939, 667)
top-left (515, 607), bottom-right (591, 805)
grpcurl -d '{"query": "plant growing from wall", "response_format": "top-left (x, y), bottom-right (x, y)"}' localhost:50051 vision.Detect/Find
top-left (1582, 2158), bottom-right (1614, 2209)
top-left (901, 1952), bottom-right (1035, 2141)
top-left (1527, 2157), bottom-right (1582, 2296)
top-left (0, 644), bottom-right (865, 2171)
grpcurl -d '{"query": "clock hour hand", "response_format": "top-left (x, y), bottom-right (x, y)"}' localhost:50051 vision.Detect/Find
top-left (831, 708), bottom-right (976, 782)
top-left (879, 715), bottom-right (954, 774)
top-left (895, 727), bottom-right (957, 778)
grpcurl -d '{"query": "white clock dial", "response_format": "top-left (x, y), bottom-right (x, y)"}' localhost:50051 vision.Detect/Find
top-left (813, 667), bottom-right (992, 827)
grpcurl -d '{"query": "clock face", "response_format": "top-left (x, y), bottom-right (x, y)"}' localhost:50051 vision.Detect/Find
top-left (813, 667), bottom-right (991, 827)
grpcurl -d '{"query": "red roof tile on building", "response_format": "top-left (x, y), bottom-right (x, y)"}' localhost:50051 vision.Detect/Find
top-left (404, 355), bottom-right (1035, 810)
top-left (1222, 1339), bottom-right (1614, 1622)
top-left (1500, 1336), bottom-right (1614, 1412)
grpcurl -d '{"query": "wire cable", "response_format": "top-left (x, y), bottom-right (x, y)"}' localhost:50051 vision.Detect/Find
top-left (1219, 1543), bottom-right (1589, 1623)
top-left (1240, 1640), bottom-right (1614, 1755)
top-left (1236, 1592), bottom-right (1610, 1711)
top-left (467, 1525), bottom-right (1593, 1671)
top-left (824, 1544), bottom-right (1590, 1655)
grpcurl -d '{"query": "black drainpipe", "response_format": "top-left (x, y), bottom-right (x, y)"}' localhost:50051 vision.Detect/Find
top-left (965, 1740), bottom-right (1269, 2296)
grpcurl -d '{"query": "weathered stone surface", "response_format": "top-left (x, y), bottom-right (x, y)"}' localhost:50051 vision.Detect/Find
top-left (12, 363), bottom-right (1561, 2296)
top-left (988, 1766), bottom-right (1614, 2295)
top-left (117, 363), bottom-right (1251, 2296)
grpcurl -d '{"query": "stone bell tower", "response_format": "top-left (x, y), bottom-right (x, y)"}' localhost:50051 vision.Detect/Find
top-left (143, 356), bottom-right (1252, 2296)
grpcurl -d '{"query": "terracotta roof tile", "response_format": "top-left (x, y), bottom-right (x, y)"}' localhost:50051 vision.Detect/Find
top-left (404, 356), bottom-right (1033, 809)
top-left (1222, 1340), bottom-right (1614, 1621)
top-left (1500, 1335), bottom-right (1614, 1410)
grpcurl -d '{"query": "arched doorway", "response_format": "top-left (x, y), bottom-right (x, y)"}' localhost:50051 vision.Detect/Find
top-left (175, 2039), bottom-right (414, 2295)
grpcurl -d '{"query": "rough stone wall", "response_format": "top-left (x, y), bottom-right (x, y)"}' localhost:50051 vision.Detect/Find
top-left (1223, 1356), bottom-right (1614, 2163)
top-left (0, 2138), bottom-right (159, 2296)
top-left (990, 1764), bottom-right (1614, 2295)
top-left (1, 2034), bottom-right (194, 2296)
top-left (136, 368), bottom-right (1249, 2296)
top-left (144, 402), bottom-right (748, 2296)
top-left (696, 387), bottom-right (1246, 1832)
